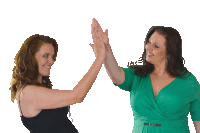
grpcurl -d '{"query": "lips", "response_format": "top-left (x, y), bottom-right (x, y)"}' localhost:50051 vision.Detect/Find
top-left (147, 52), bottom-right (154, 56)
top-left (44, 66), bottom-right (51, 69)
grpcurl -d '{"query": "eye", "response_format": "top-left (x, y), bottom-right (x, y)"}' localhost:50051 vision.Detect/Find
top-left (44, 55), bottom-right (55, 60)
top-left (44, 55), bottom-right (48, 58)
top-left (155, 42), bottom-right (159, 48)
top-left (148, 41), bottom-right (159, 48)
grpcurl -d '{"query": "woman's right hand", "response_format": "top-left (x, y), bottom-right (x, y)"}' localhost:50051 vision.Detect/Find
top-left (90, 18), bottom-right (106, 61)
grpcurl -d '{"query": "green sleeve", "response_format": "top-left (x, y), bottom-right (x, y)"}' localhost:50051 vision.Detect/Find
top-left (190, 76), bottom-right (200, 121)
top-left (112, 67), bottom-right (137, 92)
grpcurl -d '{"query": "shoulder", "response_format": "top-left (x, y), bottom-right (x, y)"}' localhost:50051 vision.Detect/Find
top-left (17, 84), bottom-right (37, 99)
top-left (121, 67), bottom-right (136, 73)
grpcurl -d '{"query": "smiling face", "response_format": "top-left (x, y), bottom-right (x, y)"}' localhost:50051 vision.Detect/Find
top-left (34, 43), bottom-right (55, 83)
top-left (145, 31), bottom-right (167, 70)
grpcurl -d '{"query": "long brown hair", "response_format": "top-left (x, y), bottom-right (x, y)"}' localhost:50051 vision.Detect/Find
top-left (127, 26), bottom-right (191, 79)
top-left (9, 34), bottom-right (58, 103)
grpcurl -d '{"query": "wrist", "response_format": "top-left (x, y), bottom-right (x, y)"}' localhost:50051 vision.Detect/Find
top-left (105, 43), bottom-right (112, 52)
top-left (95, 57), bottom-right (104, 63)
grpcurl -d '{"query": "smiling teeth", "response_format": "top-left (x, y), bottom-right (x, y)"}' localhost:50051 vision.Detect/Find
top-left (45, 66), bottom-right (50, 69)
top-left (147, 53), bottom-right (153, 56)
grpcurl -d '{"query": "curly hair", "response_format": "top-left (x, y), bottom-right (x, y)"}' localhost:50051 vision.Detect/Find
top-left (9, 34), bottom-right (58, 103)
top-left (127, 26), bottom-right (191, 79)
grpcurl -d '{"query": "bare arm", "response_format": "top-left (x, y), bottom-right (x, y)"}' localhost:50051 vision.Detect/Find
top-left (103, 43), bottom-right (125, 85)
top-left (73, 44), bottom-right (124, 102)
top-left (73, 58), bottom-right (104, 101)
top-left (193, 121), bottom-right (200, 133)
top-left (73, 19), bottom-right (107, 101)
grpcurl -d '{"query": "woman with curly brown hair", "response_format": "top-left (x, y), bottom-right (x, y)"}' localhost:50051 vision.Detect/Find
top-left (9, 18), bottom-right (109, 132)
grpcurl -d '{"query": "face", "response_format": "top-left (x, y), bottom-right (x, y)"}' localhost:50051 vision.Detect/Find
top-left (145, 31), bottom-right (167, 66)
top-left (34, 43), bottom-right (55, 83)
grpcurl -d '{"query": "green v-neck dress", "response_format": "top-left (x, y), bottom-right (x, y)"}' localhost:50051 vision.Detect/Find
top-left (113, 67), bottom-right (200, 133)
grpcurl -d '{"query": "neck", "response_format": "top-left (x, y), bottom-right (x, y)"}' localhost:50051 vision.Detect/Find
top-left (152, 71), bottom-right (168, 77)
top-left (38, 75), bottom-right (42, 84)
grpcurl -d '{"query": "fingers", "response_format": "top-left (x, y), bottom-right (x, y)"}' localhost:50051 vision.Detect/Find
top-left (91, 18), bottom-right (106, 46)
top-left (100, 29), bottom-right (108, 45)
top-left (91, 18), bottom-right (103, 35)
top-left (92, 18), bottom-right (95, 24)
top-left (105, 29), bottom-right (108, 36)
top-left (91, 21), bottom-right (105, 46)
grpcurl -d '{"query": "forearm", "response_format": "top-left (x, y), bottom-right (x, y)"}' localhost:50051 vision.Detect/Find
top-left (193, 121), bottom-right (200, 133)
top-left (73, 58), bottom-right (104, 101)
top-left (103, 44), bottom-right (122, 83)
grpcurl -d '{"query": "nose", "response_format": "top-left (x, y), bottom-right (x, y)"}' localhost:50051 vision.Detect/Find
top-left (145, 42), bottom-right (153, 52)
top-left (48, 57), bottom-right (54, 66)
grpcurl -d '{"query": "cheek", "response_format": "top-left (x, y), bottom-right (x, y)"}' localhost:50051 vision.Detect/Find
top-left (37, 59), bottom-right (45, 69)
top-left (153, 50), bottom-right (161, 55)
top-left (39, 58), bottom-right (46, 64)
top-left (153, 51), bottom-right (157, 55)
top-left (39, 66), bottom-right (43, 71)
top-left (154, 51), bottom-right (166, 58)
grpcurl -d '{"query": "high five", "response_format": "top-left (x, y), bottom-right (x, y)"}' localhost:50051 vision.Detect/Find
top-left (74, 18), bottom-right (125, 100)
top-left (89, 18), bottom-right (125, 87)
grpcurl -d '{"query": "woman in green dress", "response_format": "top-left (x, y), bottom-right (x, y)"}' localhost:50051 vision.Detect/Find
top-left (90, 18), bottom-right (200, 133)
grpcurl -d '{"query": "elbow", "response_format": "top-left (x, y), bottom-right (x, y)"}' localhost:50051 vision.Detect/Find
top-left (77, 98), bottom-right (83, 103)
top-left (76, 94), bottom-right (84, 103)
top-left (112, 70), bottom-right (125, 85)
top-left (75, 97), bottom-right (83, 104)
top-left (73, 90), bottom-right (84, 103)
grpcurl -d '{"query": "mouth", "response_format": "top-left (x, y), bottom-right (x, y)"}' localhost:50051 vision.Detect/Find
top-left (146, 53), bottom-right (154, 57)
top-left (44, 66), bottom-right (51, 69)
top-left (147, 54), bottom-right (153, 57)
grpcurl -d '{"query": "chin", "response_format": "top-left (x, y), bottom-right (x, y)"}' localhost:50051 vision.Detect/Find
top-left (42, 73), bottom-right (50, 76)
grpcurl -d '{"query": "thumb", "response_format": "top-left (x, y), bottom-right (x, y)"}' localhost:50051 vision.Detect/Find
top-left (89, 43), bottom-right (94, 49)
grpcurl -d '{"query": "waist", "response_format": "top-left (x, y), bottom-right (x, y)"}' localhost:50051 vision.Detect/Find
top-left (134, 118), bottom-right (189, 129)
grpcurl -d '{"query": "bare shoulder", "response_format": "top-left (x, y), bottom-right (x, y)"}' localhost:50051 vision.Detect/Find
top-left (16, 85), bottom-right (32, 107)
top-left (17, 84), bottom-right (29, 99)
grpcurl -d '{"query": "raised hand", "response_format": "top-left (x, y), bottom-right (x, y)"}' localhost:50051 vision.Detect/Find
top-left (101, 27), bottom-right (109, 47)
top-left (103, 29), bottom-right (109, 46)
top-left (90, 18), bottom-right (106, 61)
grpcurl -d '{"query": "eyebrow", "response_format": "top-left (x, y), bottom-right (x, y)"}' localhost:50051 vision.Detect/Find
top-left (44, 53), bottom-right (55, 56)
top-left (149, 38), bottom-right (160, 45)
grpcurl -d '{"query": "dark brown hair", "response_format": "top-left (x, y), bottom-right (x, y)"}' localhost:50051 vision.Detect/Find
top-left (127, 26), bottom-right (191, 79)
top-left (9, 34), bottom-right (58, 103)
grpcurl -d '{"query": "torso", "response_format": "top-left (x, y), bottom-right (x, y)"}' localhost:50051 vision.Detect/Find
top-left (17, 85), bottom-right (42, 118)
top-left (150, 73), bottom-right (176, 99)
top-left (17, 73), bottom-right (176, 117)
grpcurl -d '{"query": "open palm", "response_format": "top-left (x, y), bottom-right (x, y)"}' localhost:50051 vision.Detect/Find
top-left (90, 18), bottom-right (109, 50)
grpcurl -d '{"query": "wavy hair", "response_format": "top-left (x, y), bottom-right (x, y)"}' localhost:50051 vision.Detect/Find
top-left (127, 26), bottom-right (191, 79)
top-left (9, 34), bottom-right (58, 103)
